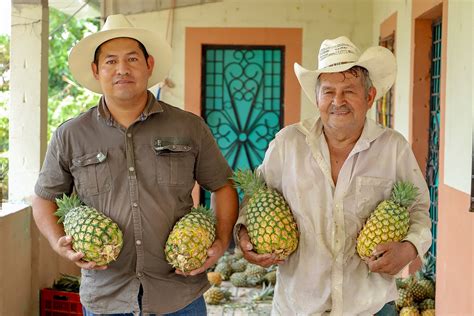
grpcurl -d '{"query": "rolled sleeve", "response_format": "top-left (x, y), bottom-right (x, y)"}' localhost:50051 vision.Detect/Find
top-left (195, 119), bottom-right (233, 192)
top-left (35, 130), bottom-right (73, 201)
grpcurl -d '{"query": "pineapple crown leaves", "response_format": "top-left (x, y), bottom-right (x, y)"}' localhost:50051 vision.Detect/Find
top-left (231, 169), bottom-right (267, 196)
top-left (54, 193), bottom-right (84, 224)
top-left (390, 181), bottom-right (419, 208)
top-left (190, 205), bottom-right (216, 224)
top-left (417, 255), bottom-right (436, 282)
top-left (252, 282), bottom-right (275, 301)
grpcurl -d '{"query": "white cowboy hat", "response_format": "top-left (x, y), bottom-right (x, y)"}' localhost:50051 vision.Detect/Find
top-left (294, 36), bottom-right (396, 105)
top-left (68, 14), bottom-right (172, 94)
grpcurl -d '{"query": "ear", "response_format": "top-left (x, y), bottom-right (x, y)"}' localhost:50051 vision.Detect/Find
top-left (146, 55), bottom-right (155, 77)
top-left (366, 86), bottom-right (377, 109)
top-left (91, 62), bottom-right (99, 80)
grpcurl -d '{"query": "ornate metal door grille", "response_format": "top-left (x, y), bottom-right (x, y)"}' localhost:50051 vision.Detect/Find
top-left (376, 32), bottom-right (395, 128)
top-left (425, 20), bottom-right (441, 266)
top-left (201, 46), bottom-right (284, 205)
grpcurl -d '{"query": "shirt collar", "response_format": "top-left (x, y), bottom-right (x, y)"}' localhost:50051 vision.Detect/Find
top-left (97, 91), bottom-right (164, 125)
top-left (297, 116), bottom-right (386, 152)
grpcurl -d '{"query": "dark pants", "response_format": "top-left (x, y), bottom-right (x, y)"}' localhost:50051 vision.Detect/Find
top-left (82, 285), bottom-right (207, 316)
top-left (374, 301), bottom-right (397, 316)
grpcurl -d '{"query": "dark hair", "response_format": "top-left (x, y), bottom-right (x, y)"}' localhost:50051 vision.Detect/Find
top-left (93, 38), bottom-right (150, 66)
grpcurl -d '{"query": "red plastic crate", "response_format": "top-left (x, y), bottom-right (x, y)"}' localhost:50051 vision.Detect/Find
top-left (40, 288), bottom-right (83, 316)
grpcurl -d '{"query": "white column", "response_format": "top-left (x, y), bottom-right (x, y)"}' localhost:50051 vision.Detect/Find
top-left (9, 0), bottom-right (48, 202)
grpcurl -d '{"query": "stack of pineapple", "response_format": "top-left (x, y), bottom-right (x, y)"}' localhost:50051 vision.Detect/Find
top-left (204, 250), bottom-right (277, 306)
top-left (396, 256), bottom-right (436, 316)
top-left (210, 250), bottom-right (277, 288)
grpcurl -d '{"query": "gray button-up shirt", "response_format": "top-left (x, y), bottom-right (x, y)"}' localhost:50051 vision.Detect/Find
top-left (35, 92), bottom-right (233, 314)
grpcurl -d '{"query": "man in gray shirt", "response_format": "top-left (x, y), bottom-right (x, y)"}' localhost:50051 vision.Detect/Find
top-left (32, 14), bottom-right (238, 315)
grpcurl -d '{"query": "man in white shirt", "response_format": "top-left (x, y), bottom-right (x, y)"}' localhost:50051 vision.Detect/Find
top-left (235, 36), bottom-right (432, 315)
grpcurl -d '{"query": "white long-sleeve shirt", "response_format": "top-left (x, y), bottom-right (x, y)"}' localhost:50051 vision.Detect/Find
top-left (236, 117), bottom-right (432, 315)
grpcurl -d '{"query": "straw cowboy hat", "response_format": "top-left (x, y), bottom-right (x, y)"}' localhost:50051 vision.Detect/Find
top-left (68, 14), bottom-right (172, 94)
top-left (294, 36), bottom-right (396, 105)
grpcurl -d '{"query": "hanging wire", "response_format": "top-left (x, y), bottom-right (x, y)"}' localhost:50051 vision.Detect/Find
top-left (49, 0), bottom-right (91, 39)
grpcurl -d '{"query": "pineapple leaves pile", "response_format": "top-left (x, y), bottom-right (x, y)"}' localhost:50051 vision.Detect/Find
top-left (233, 169), bottom-right (299, 260)
top-left (55, 194), bottom-right (123, 266)
top-left (356, 181), bottom-right (418, 258)
top-left (165, 205), bottom-right (216, 273)
top-left (52, 273), bottom-right (81, 293)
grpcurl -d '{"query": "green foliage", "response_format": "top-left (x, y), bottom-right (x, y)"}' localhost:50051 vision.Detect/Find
top-left (0, 10), bottom-right (100, 199)
top-left (48, 8), bottom-right (100, 139)
top-left (0, 34), bottom-right (9, 200)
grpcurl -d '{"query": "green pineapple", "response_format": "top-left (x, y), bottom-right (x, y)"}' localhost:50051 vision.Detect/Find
top-left (55, 194), bottom-right (123, 266)
top-left (396, 288), bottom-right (415, 309)
top-left (396, 275), bottom-right (415, 289)
top-left (414, 256), bottom-right (436, 300)
top-left (419, 298), bottom-right (435, 311)
top-left (356, 181), bottom-right (418, 258)
top-left (204, 286), bottom-right (231, 305)
top-left (263, 270), bottom-right (277, 285)
top-left (233, 169), bottom-right (299, 260)
top-left (165, 205), bottom-right (216, 273)
top-left (230, 272), bottom-right (248, 287)
top-left (214, 261), bottom-right (232, 280)
top-left (231, 258), bottom-right (248, 273)
top-left (244, 263), bottom-right (267, 287)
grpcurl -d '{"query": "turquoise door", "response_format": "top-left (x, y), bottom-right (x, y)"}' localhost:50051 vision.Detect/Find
top-left (201, 46), bottom-right (284, 205)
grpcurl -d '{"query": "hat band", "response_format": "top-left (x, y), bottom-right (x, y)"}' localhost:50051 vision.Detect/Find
top-left (322, 60), bottom-right (356, 69)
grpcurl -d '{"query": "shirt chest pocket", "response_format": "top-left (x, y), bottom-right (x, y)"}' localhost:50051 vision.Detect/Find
top-left (71, 151), bottom-right (112, 196)
top-left (154, 143), bottom-right (195, 186)
top-left (355, 176), bottom-right (394, 220)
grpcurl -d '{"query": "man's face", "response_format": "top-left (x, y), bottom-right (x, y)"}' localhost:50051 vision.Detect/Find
top-left (91, 37), bottom-right (154, 101)
top-left (316, 70), bottom-right (376, 133)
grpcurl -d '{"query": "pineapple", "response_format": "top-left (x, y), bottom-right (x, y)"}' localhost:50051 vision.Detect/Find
top-left (165, 205), bottom-right (216, 273)
top-left (55, 194), bottom-right (123, 266)
top-left (233, 169), bottom-right (299, 259)
top-left (244, 263), bottom-right (267, 285)
top-left (396, 288), bottom-right (415, 309)
top-left (400, 307), bottom-right (421, 316)
top-left (204, 286), bottom-right (231, 305)
top-left (421, 309), bottom-right (435, 316)
top-left (231, 258), bottom-right (248, 273)
top-left (214, 261), bottom-right (232, 280)
top-left (414, 256), bottom-right (436, 300)
top-left (356, 181), bottom-right (418, 258)
top-left (263, 270), bottom-right (277, 285)
top-left (207, 272), bottom-right (222, 286)
top-left (230, 272), bottom-right (248, 287)
top-left (419, 299), bottom-right (435, 311)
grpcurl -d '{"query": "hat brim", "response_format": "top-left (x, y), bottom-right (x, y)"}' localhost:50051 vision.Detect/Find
top-left (294, 46), bottom-right (396, 105)
top-left (68, 28), bottom-right (172, 94)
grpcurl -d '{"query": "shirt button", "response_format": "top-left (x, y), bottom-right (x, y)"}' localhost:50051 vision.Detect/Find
top-left (132, 203), bottom-right (138, 208)
top-left (136, 240), bottom-right (142, 246)
top-left (129, 167), bottom-right (135, 172)
top-left (137, 272), bottom-right (143, 278)
top-left (127, 133), bottom-right (132, 138)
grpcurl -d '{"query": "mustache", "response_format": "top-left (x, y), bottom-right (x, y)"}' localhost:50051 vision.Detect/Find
top-left (113, 75), bottom-right (134, 84)
top-left (329, 104), bottom-right (351, 113)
